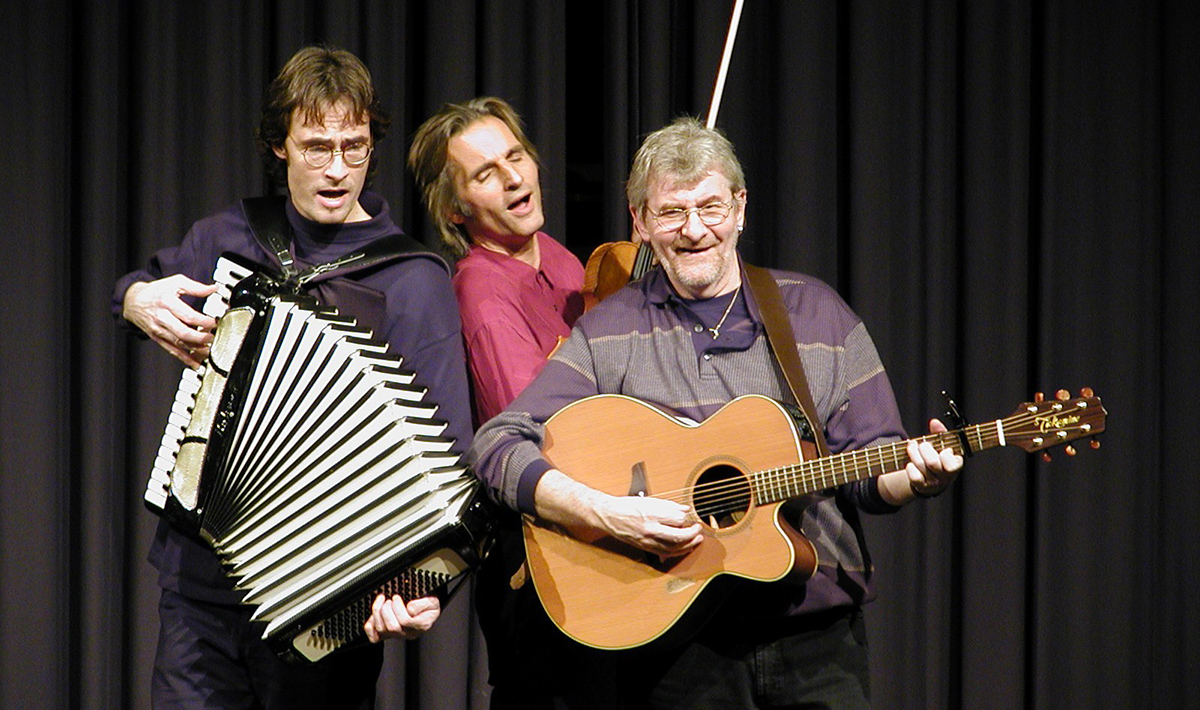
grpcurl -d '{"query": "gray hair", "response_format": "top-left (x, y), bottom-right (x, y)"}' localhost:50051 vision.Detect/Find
top-left (626, 117), bottom-right (746, 215)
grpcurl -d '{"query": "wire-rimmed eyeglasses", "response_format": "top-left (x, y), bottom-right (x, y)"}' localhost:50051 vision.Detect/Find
top-left (296, 142), bottom-right (373, 169)
top-left (651, 200), bottom-right (736, 231)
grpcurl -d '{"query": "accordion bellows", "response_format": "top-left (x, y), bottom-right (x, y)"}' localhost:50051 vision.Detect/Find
top-left (144, 254), bottom-right (491, 662)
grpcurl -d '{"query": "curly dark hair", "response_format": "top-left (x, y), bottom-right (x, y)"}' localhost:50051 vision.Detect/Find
top-left (256, 45), bottom-right (391, 185)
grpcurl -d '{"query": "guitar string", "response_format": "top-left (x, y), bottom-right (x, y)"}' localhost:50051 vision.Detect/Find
top-left (680, 405), bottom-right (1094, 516)
top-left (682, 406), bottom-right (1086, 513)
top-left (638, 405), bottom-right (1095, 516)
top-left (670, 430), bottom-right (959, 509)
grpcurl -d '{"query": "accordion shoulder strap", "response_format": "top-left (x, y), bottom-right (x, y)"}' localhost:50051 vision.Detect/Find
top-left (242, 196), bottom-right (298, 279)
top-left (241, 196), bottom-right (436, 288)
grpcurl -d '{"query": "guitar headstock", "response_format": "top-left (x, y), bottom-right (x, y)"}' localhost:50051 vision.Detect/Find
top-left (1003, 388), bottom-right (1107, 458)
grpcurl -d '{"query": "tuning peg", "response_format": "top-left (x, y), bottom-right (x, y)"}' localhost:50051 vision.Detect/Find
top-left (1080, 386), bottom-right (1094, 397)
top-left (1034, 392), bottom-right (1045, 403)
top-left (1065, 445), bottom-right (1077, 456)
top-left (1042, 452), bottom-right (1053, 462)
top-left (1090, 438), bottom-right (1101, 450)
top-left (1055, 389), bottom-right (1070, 401)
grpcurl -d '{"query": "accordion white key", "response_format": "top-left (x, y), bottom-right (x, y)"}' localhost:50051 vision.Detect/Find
top-left (144, 253), bottom-right (493, 662)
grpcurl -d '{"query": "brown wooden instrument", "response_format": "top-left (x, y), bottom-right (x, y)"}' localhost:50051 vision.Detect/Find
top-left (523, 389), bottom-right (1106, 650)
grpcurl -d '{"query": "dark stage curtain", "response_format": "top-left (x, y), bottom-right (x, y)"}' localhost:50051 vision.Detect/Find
top-left (1, 1), bottom-right (1196, 709)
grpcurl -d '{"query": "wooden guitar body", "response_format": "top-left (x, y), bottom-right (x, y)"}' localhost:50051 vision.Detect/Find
top-left (523, 394), bottom-right (819, 650)
top-left (522, 389), bottom-right (1106, 651)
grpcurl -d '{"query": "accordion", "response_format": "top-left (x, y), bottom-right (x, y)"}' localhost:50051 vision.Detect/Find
top-left (143, 253), bottom-right (493, 663)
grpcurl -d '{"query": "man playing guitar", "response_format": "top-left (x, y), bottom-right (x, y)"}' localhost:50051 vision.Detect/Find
top-left (468, 117), bottom-right (963, 709)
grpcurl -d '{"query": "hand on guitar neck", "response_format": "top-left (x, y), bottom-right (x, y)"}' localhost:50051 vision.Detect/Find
top-left (892, 417), bottom-right (964, 502)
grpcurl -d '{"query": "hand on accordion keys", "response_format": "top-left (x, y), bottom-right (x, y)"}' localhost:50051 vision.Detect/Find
top-left (122, 274), bottom-right (218, 369)
top-left (363, 593), bottom-right (442, 643)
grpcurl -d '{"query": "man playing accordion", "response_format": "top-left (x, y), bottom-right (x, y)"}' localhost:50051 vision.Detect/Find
top-left (113, 45), bottom-right (473, 710)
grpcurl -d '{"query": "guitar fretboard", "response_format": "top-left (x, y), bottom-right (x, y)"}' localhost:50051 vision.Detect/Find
top-left (751, 426), bottom-right (993, 504)
top-left (748, 395), bottom-right (1100, 505)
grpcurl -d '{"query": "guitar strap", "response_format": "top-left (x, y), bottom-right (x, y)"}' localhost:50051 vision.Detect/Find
top-left (742, 263), bottom-right (832, 458)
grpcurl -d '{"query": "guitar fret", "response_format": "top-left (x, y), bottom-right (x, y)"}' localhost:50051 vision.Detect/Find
top-left (756, 402), bottom-right (1087, 507)
top-left (871, 444), bottom-right (887, 479)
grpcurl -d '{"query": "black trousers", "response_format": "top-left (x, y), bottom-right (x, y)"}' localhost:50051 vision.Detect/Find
top-left (152, 589), bottom-right (385, 710)
top-left (484, 579), bottom-right (870, 710)
top-left (644, 609), bottom-right (872, 710)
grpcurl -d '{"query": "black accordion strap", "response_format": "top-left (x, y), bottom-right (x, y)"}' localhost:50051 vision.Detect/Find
top-left (242, 196), bottom-right (298, 279)
top-left (742, 263), bottom-right (831, 458)
top-left (241, 196), bottom-right (432, 289)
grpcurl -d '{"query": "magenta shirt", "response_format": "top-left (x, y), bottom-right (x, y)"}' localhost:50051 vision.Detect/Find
top-left (453, 232), bottom-right (585, 424)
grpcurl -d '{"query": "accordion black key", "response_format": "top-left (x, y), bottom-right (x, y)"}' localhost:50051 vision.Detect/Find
top-left (143, 254), bottom-right (493, 663)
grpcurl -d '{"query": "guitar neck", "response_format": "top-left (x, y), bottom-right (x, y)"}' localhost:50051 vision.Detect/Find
top-left (752, 422), bottom-right (1001, 505)
top-left (753, 392), bottom-right (1105, 504)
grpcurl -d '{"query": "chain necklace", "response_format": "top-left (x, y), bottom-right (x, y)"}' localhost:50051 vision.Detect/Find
top-left (708, 284), bottom-right (742, 338)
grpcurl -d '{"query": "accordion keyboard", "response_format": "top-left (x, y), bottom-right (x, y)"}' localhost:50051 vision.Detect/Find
top-left (145, 257), bottom-right (254, 511)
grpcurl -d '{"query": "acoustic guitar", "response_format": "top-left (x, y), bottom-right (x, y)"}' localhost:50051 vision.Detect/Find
top-left (523, 389), bottom-right (1106, 650)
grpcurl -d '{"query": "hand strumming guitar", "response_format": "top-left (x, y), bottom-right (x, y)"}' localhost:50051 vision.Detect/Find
top-left (533, 468), bottom-right (704, 558)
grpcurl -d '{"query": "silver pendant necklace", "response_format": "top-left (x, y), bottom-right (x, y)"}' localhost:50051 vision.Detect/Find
top-left (708, 285), bottom-right (742, 339)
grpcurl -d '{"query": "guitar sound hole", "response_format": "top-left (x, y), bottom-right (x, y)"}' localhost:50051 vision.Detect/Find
top-left (692, 464), bottom-right (752, 530)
